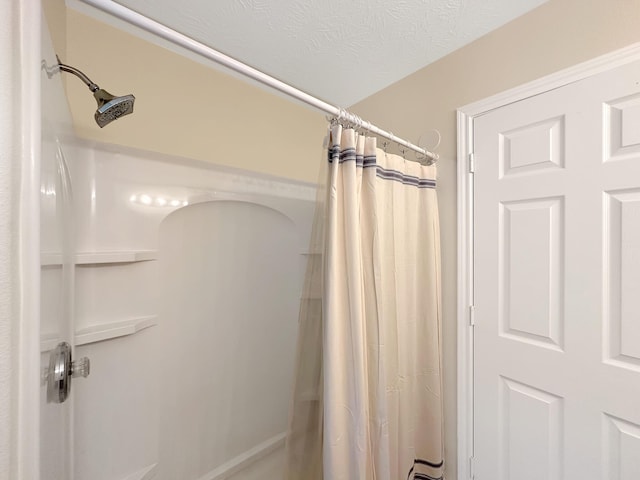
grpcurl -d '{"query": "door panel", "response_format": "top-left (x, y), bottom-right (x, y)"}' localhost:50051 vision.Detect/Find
top-left (474, 58), bottom-right (640, 479)
top-left (500, 196), bottom-right (564, 350)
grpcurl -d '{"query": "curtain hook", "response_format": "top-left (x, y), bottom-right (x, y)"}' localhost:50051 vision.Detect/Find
top-left (355, 114), bottom-right (363, 134)
top-left (362, 119), bottom-right (372, 137)
top-left (341, 108), bottom-right (348, 128)
top-left (347, 110), bottom-right (354, 130)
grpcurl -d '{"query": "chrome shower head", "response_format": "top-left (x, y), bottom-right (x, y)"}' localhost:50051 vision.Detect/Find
top-left (56, 56), bottom-right (135, 128)
top-left (93, 89), bottom-right (135, 128)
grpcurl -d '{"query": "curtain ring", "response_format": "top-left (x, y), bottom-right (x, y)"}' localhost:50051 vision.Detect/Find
top-left (362, 119), bottom-right (372, 137)
top-left (355, 114), bottom-right (363, 134)
top-left (340, 108), bottom-right (348, 128)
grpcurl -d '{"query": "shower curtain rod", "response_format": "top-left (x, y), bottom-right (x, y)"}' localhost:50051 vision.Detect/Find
top-left (80, 0), bottom-right (438, 163)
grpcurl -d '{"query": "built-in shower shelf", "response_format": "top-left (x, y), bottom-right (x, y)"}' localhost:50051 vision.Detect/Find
top-left (207, 432), bottom-right (286, 480)
top-left (75, 315), bottom-right (158, 346)
top-left (41, 250), bottom-right (158, 266)
top-left (120, 463), bottom-right (157, 480)
top-left (40, 316), bottom-right (158, 351)
top-left (40, 334), bottom-right (62, 353)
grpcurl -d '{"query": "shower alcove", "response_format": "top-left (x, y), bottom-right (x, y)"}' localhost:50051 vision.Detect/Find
top-left (42, 140), bottom-right (315, 480)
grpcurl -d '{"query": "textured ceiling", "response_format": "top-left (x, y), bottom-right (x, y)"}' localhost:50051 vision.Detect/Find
top-left (107, 0), bottom-right (547, 106)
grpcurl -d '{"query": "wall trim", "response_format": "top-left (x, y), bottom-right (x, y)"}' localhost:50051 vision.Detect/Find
top-left (16, 0), bottom-right (42, 479)
top-left (456, 41), bottom-right (640, 480)
top-left (456, 109), bottom-right (474, 480)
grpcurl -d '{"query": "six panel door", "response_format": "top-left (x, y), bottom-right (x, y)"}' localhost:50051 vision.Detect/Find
top-left (473, 59), bottom-right (640, 479)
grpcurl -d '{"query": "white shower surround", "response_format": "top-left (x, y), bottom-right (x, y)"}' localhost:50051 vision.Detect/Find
top-left (63, 140), bottom-right (315, 480)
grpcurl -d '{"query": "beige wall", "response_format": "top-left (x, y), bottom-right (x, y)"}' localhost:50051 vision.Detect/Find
top-left (352, 0), bottom-right (640, 478)
top-left (43, 5), bottom-right (327, 183)
top-left (43, 0), bottom-right (67, 61)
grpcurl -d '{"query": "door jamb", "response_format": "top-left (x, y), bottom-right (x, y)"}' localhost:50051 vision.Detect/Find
top-left (456, 42), bottom-right (640, 480)
top-left (5, 0), bottom-right (42, 478)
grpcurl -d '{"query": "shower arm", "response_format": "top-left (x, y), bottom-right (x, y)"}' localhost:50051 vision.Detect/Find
top-left (56, 56), bottom-right (100, 92)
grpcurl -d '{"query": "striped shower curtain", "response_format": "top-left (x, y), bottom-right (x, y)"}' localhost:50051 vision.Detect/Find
top-left (285, 125), bottom-right (443, 480)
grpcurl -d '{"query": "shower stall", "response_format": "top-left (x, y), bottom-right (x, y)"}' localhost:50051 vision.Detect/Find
top-left (40, 14), bottom-right (315, 480)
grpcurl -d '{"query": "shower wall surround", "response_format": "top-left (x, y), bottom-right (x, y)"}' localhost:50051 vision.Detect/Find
top-left (63, 142), bottom-right (315, 480)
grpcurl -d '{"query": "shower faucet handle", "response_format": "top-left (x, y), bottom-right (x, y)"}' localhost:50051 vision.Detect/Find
top-left (47, 342), bottom-right (91, 403)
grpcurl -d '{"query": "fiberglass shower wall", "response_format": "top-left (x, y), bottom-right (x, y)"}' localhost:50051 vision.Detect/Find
top-left (64, 144), bottom-right (314, 480)
top-left (158, 200), bottom-right (300, 478)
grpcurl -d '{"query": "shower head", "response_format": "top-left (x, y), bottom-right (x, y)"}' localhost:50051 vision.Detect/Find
top-left (93, 89), bottom-right (135, 128)
top-left (56, 56), bottom-right (135, 128)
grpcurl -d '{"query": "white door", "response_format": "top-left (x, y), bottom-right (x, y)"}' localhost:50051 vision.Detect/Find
top-left (473, 58), bottom-right (640, 479)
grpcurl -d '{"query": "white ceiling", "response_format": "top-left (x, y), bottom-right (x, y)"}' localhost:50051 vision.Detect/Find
top-left (110, 0), bottom-right (547, 106)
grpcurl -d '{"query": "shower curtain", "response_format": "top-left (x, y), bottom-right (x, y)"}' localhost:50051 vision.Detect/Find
top-left (285, 125), bottom-right (443, 480)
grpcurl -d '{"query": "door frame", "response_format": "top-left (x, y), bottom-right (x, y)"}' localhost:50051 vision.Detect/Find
top-left (5, 0), bottom-right (41, 478)
top-left (456, 42), bottom-right (640, 480)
